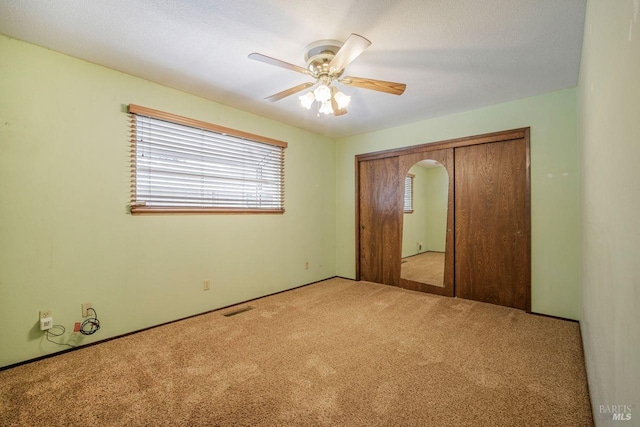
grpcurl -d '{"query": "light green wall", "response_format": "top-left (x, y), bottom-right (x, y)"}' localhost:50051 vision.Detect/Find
top-left (425, 167), bottom-right (448, 252)
top-left (0, 27), bottom-right (591, 367)
top-left (336, 87), bottom-right (581, 320)
top-left (0, 35), bottom-right (336, 368)
top-left (401, 165), bottom-right (429, 258)
top-left (577, 0), bottom-right (640, 424)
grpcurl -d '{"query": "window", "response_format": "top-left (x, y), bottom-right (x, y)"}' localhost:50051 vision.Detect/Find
top-left (404, 174), bottom-right (414, 213)
top-left (129, 105), bottom-right (286, 214)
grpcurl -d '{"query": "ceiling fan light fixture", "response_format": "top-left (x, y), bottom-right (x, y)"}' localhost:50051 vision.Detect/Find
top-left (334, 91), bottom-right (351, 109)
top-left (313, 84), bottom-right (332, 103)
top-left (319, 100), bottom-right (333, 115)
top-left (299, 91), bottom-right (315, 109)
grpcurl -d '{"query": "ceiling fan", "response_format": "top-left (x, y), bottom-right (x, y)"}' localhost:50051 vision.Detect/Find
top-left (248, 33), bottom-right (406, 116)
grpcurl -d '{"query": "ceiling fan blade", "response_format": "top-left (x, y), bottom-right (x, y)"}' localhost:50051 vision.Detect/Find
top-left (265, 82), bottom-right (315, 102)
top-left (332, 102), bottom-right (348, 116)
top-left (248, 53), bottom-right (311, 75)
top-left (328, 33), bottom-right (371, 74)
top-left (340, 76), bottom-right (406, 95)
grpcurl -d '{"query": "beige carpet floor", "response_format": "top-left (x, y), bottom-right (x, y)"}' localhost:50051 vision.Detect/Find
top-left (401, 251), bottom-right (445, 286)
top-left (0, 278), bottom-right (593, 426)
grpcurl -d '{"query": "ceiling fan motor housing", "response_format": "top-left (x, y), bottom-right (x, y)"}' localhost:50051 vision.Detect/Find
top-left (304, 40), bottom-right (344, 78)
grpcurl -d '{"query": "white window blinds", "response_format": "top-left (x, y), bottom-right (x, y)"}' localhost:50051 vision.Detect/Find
top-left (404, 174), bottom-right (414, 213)
top-left (129, 105), bottom-right (286, 214)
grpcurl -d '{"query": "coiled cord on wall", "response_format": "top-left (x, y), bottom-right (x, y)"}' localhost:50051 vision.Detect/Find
top-left (80, 307), bottom-right (100, 335)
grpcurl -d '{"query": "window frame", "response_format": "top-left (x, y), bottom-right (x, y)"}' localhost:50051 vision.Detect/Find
top-left (128, 104), bottom-right (287, 215)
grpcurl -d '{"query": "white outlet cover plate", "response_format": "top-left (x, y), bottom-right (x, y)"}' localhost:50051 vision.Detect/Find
top-left (82, 303), bottom-right (92, 317)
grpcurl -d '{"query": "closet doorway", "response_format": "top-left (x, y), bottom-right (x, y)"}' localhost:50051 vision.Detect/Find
top-left (355, 128), bottom-right (531, 311)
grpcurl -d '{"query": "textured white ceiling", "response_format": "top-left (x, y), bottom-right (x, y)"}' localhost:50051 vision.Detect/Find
top-left (0, 0), bottom-right (586, 138)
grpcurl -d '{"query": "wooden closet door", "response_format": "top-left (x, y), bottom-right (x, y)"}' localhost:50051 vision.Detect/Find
top-left (454, 139), bottom-right (530, 310)
top-left (358, 157), bottom-right (402, 286)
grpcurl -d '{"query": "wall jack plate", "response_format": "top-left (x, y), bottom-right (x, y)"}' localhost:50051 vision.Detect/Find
top-left (82, 302), bottom-right (93, 318)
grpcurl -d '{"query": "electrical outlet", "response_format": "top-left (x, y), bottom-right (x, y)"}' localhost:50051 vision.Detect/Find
top-left (203, 280), bottom-right (210, 291)
top-left (82, 302), bottom-right (92, 317)
top-left (40, 317), bottom-right (53, 331)
top-left (39, 310), bottom-right (53, 331)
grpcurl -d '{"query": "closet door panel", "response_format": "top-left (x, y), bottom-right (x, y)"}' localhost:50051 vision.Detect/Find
top-left (454, 139), bottom-right (529, 310)
top-left (359, 157), bottom-right (402, 286)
